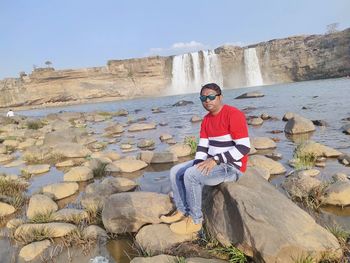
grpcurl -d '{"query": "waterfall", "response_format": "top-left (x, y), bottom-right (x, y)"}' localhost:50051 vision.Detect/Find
top-left (244, 48), bottom-right (263, 87)
top-left (170, 50), bottom-right (223, 95)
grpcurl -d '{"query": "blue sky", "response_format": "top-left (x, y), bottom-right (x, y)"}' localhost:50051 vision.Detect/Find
top-left (1, 0), bottom-right (349, 79)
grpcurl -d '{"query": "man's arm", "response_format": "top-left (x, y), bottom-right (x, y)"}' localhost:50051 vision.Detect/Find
top-left (193, 119), bottom-right (209, 165)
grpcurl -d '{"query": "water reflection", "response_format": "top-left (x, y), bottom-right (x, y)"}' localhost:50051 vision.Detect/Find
top-left (107, 239), bottom-right (137, 263)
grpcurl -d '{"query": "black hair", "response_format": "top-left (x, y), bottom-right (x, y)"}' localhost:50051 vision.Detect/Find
top-left (200, 83), bottom-right (222, 95)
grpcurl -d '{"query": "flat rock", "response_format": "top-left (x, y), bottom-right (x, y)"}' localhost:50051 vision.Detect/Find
top-left (139, 151), bottom-right (178, 163)
top-left (42, 182), bottom-right (79, 200)
top-left (251, 137), bottom-right (276, 150)
top-left (248, 155), bottom-right (286, 175)
top-left (0, 202), bottom-right (16, 216)
top-left (322, 181), bottom-right (350, 206)
top-left (27, 194), bottom-right (58, 219)
top-left (284, 115), bottom-right (315, 134)
top-left (112, 159), bottom-right (148, 173)
top-left (15, 223), bottom-right (77, 238)
top-left (21, 164), bottom-right (50, 175)
top-left (168, 143), bottom-right (192, 157)
top-left (128, 123), bottom-right (156, 132)
top-left (19, 240), bottom-right (51, 262)
top-left (136, 224), bottom-right (196, 254)
top-left (298, 141), bottom-right (342, 157)
top-left (63, 166), bottom-right (93, 182)
top-left (235, 91), bottom-right (264, 99)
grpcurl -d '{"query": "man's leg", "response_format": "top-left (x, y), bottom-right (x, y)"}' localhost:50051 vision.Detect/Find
top-left (160, 160), bottom-right (193, 223)
top-left (170, 164), bottom-right (242, 234)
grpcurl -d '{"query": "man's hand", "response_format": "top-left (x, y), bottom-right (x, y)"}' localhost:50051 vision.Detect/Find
top-left (195, 158), bottom-right (217, 175)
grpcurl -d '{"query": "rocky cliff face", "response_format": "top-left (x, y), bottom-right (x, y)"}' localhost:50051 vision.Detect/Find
top-left (0, 29), bottom-right (349, 108)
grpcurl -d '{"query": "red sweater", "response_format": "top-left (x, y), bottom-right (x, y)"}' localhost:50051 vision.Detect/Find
top-left (194, 104), bottom-right (250, 172)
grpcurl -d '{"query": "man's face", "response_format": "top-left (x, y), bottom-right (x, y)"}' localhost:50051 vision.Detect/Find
top-left (200, 88), bottom-right (222, 113)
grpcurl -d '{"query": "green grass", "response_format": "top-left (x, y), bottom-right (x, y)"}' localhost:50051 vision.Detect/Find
top-left (29, 211), bottom-right (55, 224)
top-left (174, 256), bottom-right (186, 263)
top-left (0, 177), bottom-right (27, 198)
top-left (293, 254), bottom-right (315, 263)
top-left (293, 145), bottom-right (317, 170)
top-left (86, 205), bottom-right (103, 226)
top-left (210, 245), bottom-right (247, 263)
top-left (23, 152), bottom-right (65, 165)
top-left (184, 136), bottom-right (198, 155)
top-left (92, 162), bottom-right (108, 178)
top-left (26, 120), bottom-right (44, 130)
top-left (326, 225), bottom-right (350, 244)
top-left (299, 183), bottom-right (328, 211)
top-left (97, 111), bottom-right (113, 117)
top-left (15, 227), bottom-right (53, 244)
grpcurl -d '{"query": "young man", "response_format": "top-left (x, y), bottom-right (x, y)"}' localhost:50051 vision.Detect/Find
top-left (6, 109), bottom-right (14, 117)
top-left (160, 83), bottom-right (250, 235)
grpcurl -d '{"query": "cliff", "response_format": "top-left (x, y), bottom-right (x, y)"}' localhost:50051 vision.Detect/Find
top-left (0, 29), bottom-right (349, 108)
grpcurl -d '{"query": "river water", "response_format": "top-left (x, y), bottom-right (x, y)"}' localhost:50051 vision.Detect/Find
top-left (1, 77), bottom-right (350, 262)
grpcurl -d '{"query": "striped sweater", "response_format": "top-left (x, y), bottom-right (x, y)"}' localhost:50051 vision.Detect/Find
top-left (194, 104), bottom-right (250, 172)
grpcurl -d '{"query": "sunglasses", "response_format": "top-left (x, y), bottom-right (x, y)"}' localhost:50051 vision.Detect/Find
top-left (199, 93), bottom-right (221, 102)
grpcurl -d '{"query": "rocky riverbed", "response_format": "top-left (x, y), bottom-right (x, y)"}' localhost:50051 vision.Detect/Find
top-left (0, 78), bottom-right (350, 262)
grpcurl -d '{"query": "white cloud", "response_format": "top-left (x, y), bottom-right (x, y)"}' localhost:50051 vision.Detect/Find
top-left (147, 41), bottom-right (210, 56)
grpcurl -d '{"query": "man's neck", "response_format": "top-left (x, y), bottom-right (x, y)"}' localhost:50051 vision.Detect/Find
top-left (209, 104), bottom-right (224, 115)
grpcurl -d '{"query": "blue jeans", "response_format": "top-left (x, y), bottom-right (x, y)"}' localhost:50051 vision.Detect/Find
top-left (169, 160), bottom-right (243, 224)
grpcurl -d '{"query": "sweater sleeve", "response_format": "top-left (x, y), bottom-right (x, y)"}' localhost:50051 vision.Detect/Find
top-left (216, 110), bottom-right (250, 164)
top-left (193, 118), bottom-right (209, 165)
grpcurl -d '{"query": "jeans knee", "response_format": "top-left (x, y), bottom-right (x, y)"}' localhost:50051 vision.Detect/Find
top-left (184, 167), bottom-right (201, 184)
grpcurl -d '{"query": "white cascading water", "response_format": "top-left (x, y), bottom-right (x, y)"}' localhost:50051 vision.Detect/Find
top-left (244, 48), bottom-right (263, 87)
top-left (170, 50), bottom-right (223, 94)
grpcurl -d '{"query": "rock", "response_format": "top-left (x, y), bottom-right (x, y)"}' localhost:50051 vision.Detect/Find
top-left (3, 139), bottom-right (19, 148)
top-left (53, 208), bottom-right (88, 222)
top-left (338, 154), bottom-right (350, 166)
top-left (15, 223), bottom-right (77, 238)
top-left (42, 182), bottom-right (79, 200)
top-left (139, 151), bottom-right (178, 164)
top-left (168, 143), bottom-right (192, 157)
top-left (51, 143), bottom-right (91, 158)
top-left (55, 159), bottom-right (83, 167)
top-left (332, 173), bottom-right (349, 182)
top-left (322, 181), bottom-right (350, 206)
top-left (21, 164), bottom-right (50, 175)
top-left (83, 225), bottom-right (108, 239)
top-left (137, 139), bottom-right (155, 149)
top-left (204, 168), bottom-right (341, 263)
top-left (251, 137), bottom-right (276, 150)
top-left (159, 133), bottom-right (173, 142)
top-left (105, 163), bottom-right (121, 173)
top-left (63, 166), bottom-right (93, 182)
top-left (186, 258), bottom-right (227, 263)
top-left (114, 109), bottom-right (129, 116)
top-left (190, 115), bottom-right (202, 123)
top-left (298, 141), bottom-right (342, 157)
top-left (0, 154), bottom-right (15, 163)
top-left (260, 113), bottom-right (271, 120)
top-left (298, 169), bottom-right (320, 177)
top-left (248, 155), bottom-right (286, 175)
top-left (128, 123), bottom-right (156, 132)
top-left (19, 240), bottom-right (51, 262)
top-left (247, 117), bottom-right (263, 126)
top-left (102, 192), bottom-right (173, 234)
top-left (18, 138), bottom-right (36, 150)
top-left (4, 159), bottom-right (26, 168)
top-left (341, 124), bottom-right (350, 134)
top-left (284, 115), bottom-right (315, 134)
top-left (235, 91), bottom-right (264, 99)
top-left (312, 120), bottom-right (328, 126)
top-left (172, 100), bottom-right (194, 106)
top-left (6, 218), bottom-right (24, 229)
top-left (101, 177), bottom-right (137, 192)
top-left (0, 202), bottom-right (16, 216)
top-left (135, 224), bottom-right (195, 254)
top-left (130, 255), bottom-right (177, 263)
top-left (27, 194), bottom-right (58, 219)
top-left (265, 152), bottom-right (283, 160)
top-left (111, 159), bottom-right (148, 172)
top-left (104, 124), bottom-right (124, 135)
top-left (282, 173), bottom-right (322, 199)
top-left (43, 128), bottom-right (86, 146)
top-left (103, 151), bottom-right (121, 161)
top-left (282, 112), bottom-right (295, 121)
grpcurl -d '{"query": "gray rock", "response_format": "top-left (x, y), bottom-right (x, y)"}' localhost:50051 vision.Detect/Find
top-left (235, 91), bottom-right (264, 99)
top-left (284, 115), bottom-right (315, 134)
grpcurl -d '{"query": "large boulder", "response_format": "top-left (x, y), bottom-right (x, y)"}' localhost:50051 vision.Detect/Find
top-left (63, 166), bottom-right (93, 182)
top-left (248, 155), bottom-right (286, 175)
top-left (135, 224), bottom-right (195, 254)
top-left (321, 181), bottom-right (350, 206)
top-left (297, 141), bottom-right (342, 157)
top-left (19, 240), bottom-right (51, 262)
top-left (203, 168), bottom-right (341, 263)
top-left (284, 115), bottom-right (315, 134)
top-left (102, 192), bottom-right (173, 234)
top-left (27, 194), bottom-right (58, 219)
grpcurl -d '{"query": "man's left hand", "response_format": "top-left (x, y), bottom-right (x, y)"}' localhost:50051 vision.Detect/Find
top-left (195, 158), bottom-right (217, 176)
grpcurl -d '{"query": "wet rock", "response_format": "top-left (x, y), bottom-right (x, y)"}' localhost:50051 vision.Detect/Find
top-left (312, 120), bottom-right (328, 127)
top-left (111, 159), bottom-right (148, 172)
top-left (168, 143), bottom-right (192, 157)
top-left (298, 141), bottom-right (342, 157)
top-left (21, 164), bottom-right (50, 175)
top-left (282, 173), bottom-right (322, 199)
top-left (19, 240), bottom-right (51, 262)
top-left (42, 182), bottom-right (79, 200)
top-left (235, 91), bottom-right (264, 99)
top-left (260, 113), bottom-right (271, 120)
top-left (130, 255), bottom-right (177, 263)
top-left (341, 124), bottom-right (350, 135)
top-left (284, 115), bottom-right (315, 134)
top-left (139, 151), bottom-right (178, 164)
top-left (172, 100), bottom-right (194, 106)
top-left (15, 223), bottom-right (77, 238)
top-left (137, 139), bottom-right (155, 149)
top-left (128, 123), bottom-right (156, 132)
top-left (338, 154), bottom-right (350, 166)
top-left (204, 169), bottom-right (341, 263)
top-left (83, 225), bottom-right (108, 239)
top-left (27, 194), bottom-right (58, 219)
top-left (282, 112), bottom-right (295, 121)
top-left (63, 166), bottom-right (93, 182)
top-left (251, 137), bottom-right (276, 150)
top-left (159, 133), bottom-right (173, 142)
top-left (53, 143), bottom-right (92, 158)
top-left (190, 115), bottom-right (202, 123)
top-left (322, 181), bottom-right (350, 206)
top-left (248, 155), bottom-right (286, 175)
top-left (247, 117), bottom-right (263, 126)
top-left (135, 224), bottom-right (195, 254)
top-left (105, 124), bottom-right (124, 135)
top-left (102, 192), bottom-right (173, 234)
top-left (0, 202), bottom-right (16, 216)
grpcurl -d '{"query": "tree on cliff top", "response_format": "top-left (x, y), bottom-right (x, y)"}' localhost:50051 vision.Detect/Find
top-left (326, 23), bottom-right (339, 34)
top-left (45, 61), bottom-right (52, 68)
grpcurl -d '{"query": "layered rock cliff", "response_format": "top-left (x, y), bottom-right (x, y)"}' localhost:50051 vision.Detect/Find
top-left (0, 29), bottom-right (349, 108)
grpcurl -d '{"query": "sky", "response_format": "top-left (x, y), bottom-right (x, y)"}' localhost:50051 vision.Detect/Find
top-left (0, 0), bottom-right (349, 79)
